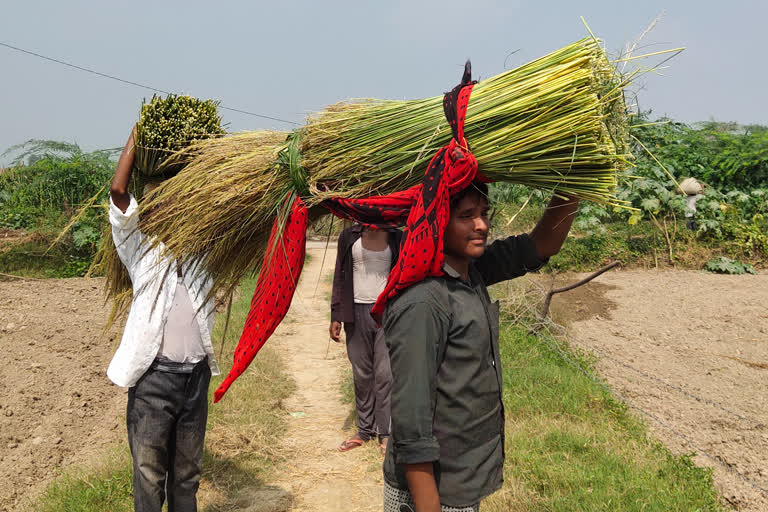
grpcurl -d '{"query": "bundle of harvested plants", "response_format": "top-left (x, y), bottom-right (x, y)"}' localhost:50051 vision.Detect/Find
top-left (129, 35), bottom-right (655, 400)
top-left (141, 37), bottom-right (633, 299)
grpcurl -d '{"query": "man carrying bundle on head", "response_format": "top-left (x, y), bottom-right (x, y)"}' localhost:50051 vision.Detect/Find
top-left (108, 126), bottom-right (220, 512)
top-left (330, 223), bottom-right (403, 454)
top-left (173, 58), bottom-right (603, 510)
top-left (382, 181), bottom-right (578, 512)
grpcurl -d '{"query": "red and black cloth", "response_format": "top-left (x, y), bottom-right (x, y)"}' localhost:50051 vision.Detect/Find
top-left (214, 62), bottom-right (490, 402)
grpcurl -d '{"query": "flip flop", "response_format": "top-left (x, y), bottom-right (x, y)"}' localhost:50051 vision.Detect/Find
top-left (338, 437), bottom-right (364, 452)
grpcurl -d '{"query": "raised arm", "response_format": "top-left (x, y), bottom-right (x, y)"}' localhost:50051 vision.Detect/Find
top-left (529, 195), bottom-right (580, 260)
top-left (110, 126), bottom-right (137, 213)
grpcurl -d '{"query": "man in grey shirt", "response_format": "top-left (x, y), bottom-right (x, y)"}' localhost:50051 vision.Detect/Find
top-left (382, 182), bottom-right (579, 511)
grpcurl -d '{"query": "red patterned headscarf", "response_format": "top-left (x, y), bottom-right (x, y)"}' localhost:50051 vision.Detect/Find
top-left (214, 63), bottom-right (489, 402)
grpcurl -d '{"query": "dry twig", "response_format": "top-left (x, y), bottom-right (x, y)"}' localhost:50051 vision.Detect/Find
top-left (539, 261), bottom-right (621, 319)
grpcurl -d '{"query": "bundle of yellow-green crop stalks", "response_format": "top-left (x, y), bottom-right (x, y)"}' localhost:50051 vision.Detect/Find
top-left (133, 94), bottom-right (226, 181)
top-left (113, 36), bottom-right (635, 312)
top-left (90, 94), bottom-right (225, 324)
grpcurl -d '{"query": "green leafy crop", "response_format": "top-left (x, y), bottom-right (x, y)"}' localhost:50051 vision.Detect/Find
top-left (704, 256), bottom-right (756, 275)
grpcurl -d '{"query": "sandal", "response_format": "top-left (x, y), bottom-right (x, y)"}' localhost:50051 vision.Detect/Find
top-left (338, 437), bottom-right (364, 452)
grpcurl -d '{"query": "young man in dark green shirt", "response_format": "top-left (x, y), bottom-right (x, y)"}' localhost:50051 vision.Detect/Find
top-left (382, 182), bottom-right (579, 511)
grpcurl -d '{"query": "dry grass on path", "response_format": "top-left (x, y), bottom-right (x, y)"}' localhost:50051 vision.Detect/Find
top-left (251, 245), bottom-right (384, 512)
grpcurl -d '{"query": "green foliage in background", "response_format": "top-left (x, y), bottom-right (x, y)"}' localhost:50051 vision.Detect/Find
top-left (704, 256), bottom-right (756, 275)
top-left (632, 118), bottom-right (768, 189)
top-left (0, 140), bottom-right (117, 277)
top-left (492, 115), bottom-right (768, 271)
top-left (1, 140), bottom-right (115, 217)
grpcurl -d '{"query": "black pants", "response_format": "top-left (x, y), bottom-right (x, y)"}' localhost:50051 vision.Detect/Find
top-left (127, 358), bottom-right (211, 512)
top-left (345, 303), bottom-right (392, 441)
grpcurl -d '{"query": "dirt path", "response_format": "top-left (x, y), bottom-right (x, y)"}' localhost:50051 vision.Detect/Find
top-left (250, 243), bottom-right (383, 511)
top-left (546, 269), bottom-right (768, 512)
top-left (0, 277), bottom-right (124, 512)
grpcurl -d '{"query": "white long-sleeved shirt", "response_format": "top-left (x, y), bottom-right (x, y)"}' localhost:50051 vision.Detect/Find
top-left (106, 194), bottom-right (220, 387)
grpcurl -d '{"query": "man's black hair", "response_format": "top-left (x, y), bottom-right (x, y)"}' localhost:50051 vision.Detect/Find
top-left (449, 181), bottom-right (489, 212)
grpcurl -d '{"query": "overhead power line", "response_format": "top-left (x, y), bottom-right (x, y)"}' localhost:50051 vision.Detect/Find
top-left (0, 40), bottom-right (300, 126)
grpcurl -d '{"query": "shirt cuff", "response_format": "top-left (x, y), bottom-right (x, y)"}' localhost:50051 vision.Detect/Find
top-left (519, 233), bottom-right (549, 272)
top-left (109, 194), bottom-right (139, 230)
top-left (394, 438), bottom-right (441, 465)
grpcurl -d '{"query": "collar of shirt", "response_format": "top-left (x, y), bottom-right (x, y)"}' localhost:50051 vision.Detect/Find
top-left (443, 262), bottom-right (461, 278)
top-left (442, 261), bottom-right (474, 285)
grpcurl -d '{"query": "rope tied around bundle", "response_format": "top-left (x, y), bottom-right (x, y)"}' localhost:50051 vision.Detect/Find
top-left (278, 132), bottom-right (310, 198)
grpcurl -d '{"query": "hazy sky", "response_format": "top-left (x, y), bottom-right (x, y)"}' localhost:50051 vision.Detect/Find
top-left (2, 0), bottom-right (766, 160)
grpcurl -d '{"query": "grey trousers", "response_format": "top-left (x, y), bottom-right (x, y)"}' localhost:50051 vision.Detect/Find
top-left (127, 357), bottom-right (211, 512)
top-left (345, 302), bottom-right (392, 441)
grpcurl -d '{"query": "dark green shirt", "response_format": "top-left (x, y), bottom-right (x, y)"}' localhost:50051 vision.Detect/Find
top-left (382, 233), bottom-right (545, 507)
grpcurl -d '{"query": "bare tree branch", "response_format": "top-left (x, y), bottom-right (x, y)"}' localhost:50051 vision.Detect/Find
top-left (539, 261), bottom-right (621, 319)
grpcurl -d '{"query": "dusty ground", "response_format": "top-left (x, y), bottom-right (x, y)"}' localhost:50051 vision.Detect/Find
top-left (544, 269), bottom-right (768, 512)
top-left (2, 258), bottom-right (767, 511)
top-left (0, 277), bottom-right (124, 511)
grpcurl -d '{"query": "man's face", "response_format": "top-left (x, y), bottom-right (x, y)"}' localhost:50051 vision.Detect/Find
top-left (444, 193), bottom-right (490, 262)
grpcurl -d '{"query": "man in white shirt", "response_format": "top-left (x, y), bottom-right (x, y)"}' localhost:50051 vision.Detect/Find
top-left (330, 224), bottom-right (402, 454)
top-left (109, 127), bottom-right (220, 511)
